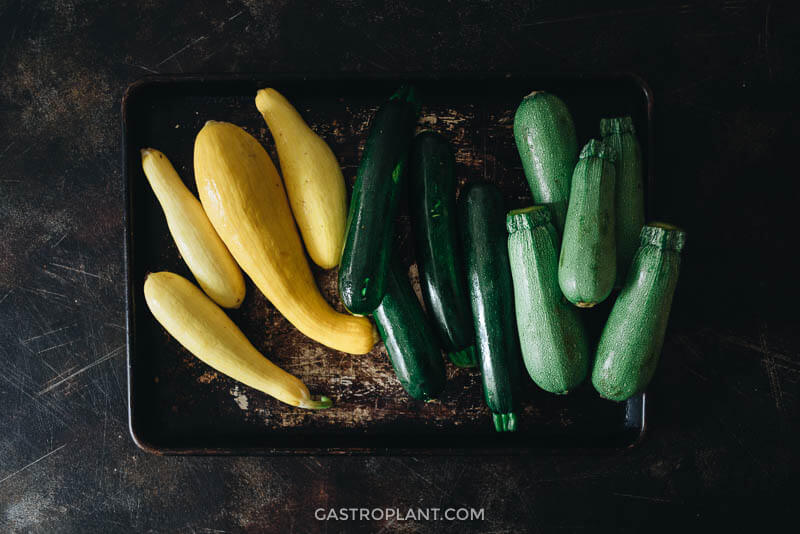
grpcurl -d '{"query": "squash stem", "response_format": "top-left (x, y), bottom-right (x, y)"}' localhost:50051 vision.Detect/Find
top-left (390, 84), bottom-right (421, 112)
top-left (447, 345), bottom-right (477, 368)
top-left (492, 412), bottom-right (518, 432)
top-left (506, 412), bottom-right (518, 432)
top-left (599, 116), bottom-right (635, 136)
top-left (579, 138), bottom-right (616, 162)
top-left (299, 395), bottom-right (332, 410)
top-left (493, 414), bottom-right (504, 432)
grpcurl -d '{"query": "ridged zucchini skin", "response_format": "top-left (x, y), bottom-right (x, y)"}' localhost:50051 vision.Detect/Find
top-left (600, 117), bottom-right (645, 284)
top-left (592, 224), bottom-right (686, 401)
top-left (460, 183), bottom-right (522, 432)
top-left (507, 206), bottom-right (590, 394)
top-left (373, 259), bottom-right (447, 401)
top-left (513, 91), bottom-right (578, 233)
top-left (338, 85), bottom-right (420, 316)
top-left (409, 131), bottom-right (477, 368)
top-left (558, 139), bottom-right (617, 308)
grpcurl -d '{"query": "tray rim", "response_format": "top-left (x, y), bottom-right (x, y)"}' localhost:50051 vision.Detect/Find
top-left (121, 71), bottom-right (654, 456)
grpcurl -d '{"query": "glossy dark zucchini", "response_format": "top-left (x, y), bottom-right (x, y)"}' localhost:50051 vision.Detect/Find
top-left (373, 258), bottom-right (446, 401)
top-left (460, 182), bottom-right (522, 432)
top-left (338, 85), bottom-right (420, 315)
top-left (409, 131), bottom-right (477, 368)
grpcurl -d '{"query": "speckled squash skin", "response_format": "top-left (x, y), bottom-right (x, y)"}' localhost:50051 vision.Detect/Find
top-left (507, 206), bottom-right (590, 394)
top-left (373, 259), bottom-right (446, 401)
top-left (408, 131), bottom-right (477, 368)
top-left (600, 117), bottom-right (645, 285)
top-left (558, 139), bottom-right (617, 307)
top-left (338, 85), bottom-right (420, 315)
top-left (592, 224), bottom-right (686, 401)
top-left (460, 183), bottom-right (522, 432)
top-left (513, 91), bottom-right (578, 234)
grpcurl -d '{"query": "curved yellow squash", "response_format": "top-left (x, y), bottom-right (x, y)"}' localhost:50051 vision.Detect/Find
top-left (193, 121), bottom-right (377, 355)
top-left (141, 148), bottom-right (245, 309)
top-left (255, 88), bottom-right (347, 269)
top-left (144, 271), bottom-right (331, 409)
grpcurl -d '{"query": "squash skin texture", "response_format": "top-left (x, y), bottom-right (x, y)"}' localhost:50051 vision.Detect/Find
top-left (513, 91), bottom-right (578, 234)
top-left (591, 225), bottom-right (686, 401)
top-left (558, 139), bottom-right (617, 308)
top-left (600, 117), bottom-right (645, 284)
top-left (507, 206), bottom-right (590, 394)
top-left (144, 272), bottom-right (331, 409)
top-left (373, 259), bottom-right (447, 401)
top-left (460, 183), bottom-right (522, 432)
top-left (255, 88), bottom-right (347, 270)
top-left (193, 121), bottom-right (377, 355)
top-left (338, 85), bottom-right (420, 315)
top-left (408, 131), bottom-right (477, 367)
top-left (140, 148), bottom-right (245, 309)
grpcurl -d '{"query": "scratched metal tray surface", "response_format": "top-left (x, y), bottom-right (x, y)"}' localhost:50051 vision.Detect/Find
top-left (122, 73), bottom-right (653, 455)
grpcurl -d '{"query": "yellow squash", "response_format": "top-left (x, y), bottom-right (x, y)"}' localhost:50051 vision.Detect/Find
top-left (193, 121), bottom-right (377, 355)
top-left (255, 88), bottom-right (347, 269)
top-left (144, 271), bottom-right (331, 409)
top-left (140, 148), bottom-right (245, 308)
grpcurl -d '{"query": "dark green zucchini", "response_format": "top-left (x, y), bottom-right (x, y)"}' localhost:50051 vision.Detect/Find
top-left (513, 91), bottom-right (578, 234)
top-left (373, 258), bottom-right (446, 401)
top-left (600, 117), bottom-right (645, 284)
top-left (558, 139), bottom-right (617, 308)
top-left (409, 131), bottom-right (477, 368)
top-left (592, 223), bottom-right (686, 401)
top-left (507, 206), bottom-right (590, 394)
top-left (460, 182), bottom-right (522, 432)
top-left (338, 85), bottom-right (420, 315)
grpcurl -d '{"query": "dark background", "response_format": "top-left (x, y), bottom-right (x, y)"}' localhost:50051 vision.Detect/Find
top-left (1, 0), bottom-right (798, 532)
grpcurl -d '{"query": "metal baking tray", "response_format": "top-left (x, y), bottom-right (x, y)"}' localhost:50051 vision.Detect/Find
top-left (122, 73), bottom-right (653, 455)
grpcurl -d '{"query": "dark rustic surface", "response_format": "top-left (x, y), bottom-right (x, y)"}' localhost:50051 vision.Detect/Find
top-left (124, 76), bottom-right (647, 453)
top-left (1, 0), bottom-right (798, 532)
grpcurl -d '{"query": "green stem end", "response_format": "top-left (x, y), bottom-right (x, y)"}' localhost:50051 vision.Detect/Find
top-left (447, 345), bottom-right (478, 368)
top-left (300, 395), bottom-right (333, 410)
top-left (492, 412), bottom-right (518, 432)
top-left (390, 84), bottom-right (421, 113)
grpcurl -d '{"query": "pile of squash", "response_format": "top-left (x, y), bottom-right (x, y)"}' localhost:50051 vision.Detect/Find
top-left (141, 85), bottom-right (685, 432)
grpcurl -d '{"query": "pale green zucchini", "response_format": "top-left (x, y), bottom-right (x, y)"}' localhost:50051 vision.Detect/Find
top-left (513, 91), bottom-right (578, 234)
top-left (507, 206), bottom-right (590, 394)
top-left (592, 223), bottom-right (686, 401)
top-left (558, 139), bottom-right (617, 308)
top-left (600, 116), bottom-right (645, 284)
